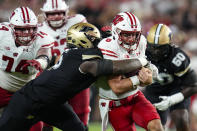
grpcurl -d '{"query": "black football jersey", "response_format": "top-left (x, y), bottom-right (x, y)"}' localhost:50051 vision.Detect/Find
top-left (146, 46), bottom-right (195, 93)
top-left (20, 48), bottom-right (103, 104)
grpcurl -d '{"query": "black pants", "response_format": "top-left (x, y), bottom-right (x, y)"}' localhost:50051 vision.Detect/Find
top-left (0, 92), bottom-right (85, 131)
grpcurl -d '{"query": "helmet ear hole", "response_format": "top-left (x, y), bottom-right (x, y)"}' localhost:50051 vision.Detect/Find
top-left (80, 40), bottom-right (87, 44)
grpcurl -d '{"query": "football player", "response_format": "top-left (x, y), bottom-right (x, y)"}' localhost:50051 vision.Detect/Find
top-left (0, 22), bottom-right (150, 131)
top-left (96, 12), bottom-right (164, 131)
top-left (38, 0), bottom-right (89, 130)
top-left (144, 24), bottom-right (197, 131)
top-left (0, 6), bottom-right (54, 131)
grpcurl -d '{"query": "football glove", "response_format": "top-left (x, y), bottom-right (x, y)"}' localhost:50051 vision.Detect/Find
top-left (22, 59), bottom-right (43, 74)
top-left (154, 93), bottom-right (184, 111)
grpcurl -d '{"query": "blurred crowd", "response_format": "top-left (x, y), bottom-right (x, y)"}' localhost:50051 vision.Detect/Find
top-left (1, 0), bottom-right (197, 53)
top-left (1, 0), bottom-right (197, 48)
top-left (1, 0), bottom-right (197, 130)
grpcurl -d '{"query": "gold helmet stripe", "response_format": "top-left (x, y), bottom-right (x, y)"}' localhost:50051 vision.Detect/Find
top-left (154, 24), bottom-right (163, 44)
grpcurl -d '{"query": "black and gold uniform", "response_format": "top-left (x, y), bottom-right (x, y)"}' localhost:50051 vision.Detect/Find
top-left (144, 24), bottom-right (197, 127)
top-left (0, 23), bottom-right (146, 131)
top-left (24, 48), bottom-right (103, 105)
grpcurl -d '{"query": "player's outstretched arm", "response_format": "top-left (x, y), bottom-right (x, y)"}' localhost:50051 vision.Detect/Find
top-left (154, 69), bottom-right (197, 111)
top-left (79, 57), bottom-right (148, 77)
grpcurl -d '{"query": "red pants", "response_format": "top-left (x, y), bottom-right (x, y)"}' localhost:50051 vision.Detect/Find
top-left (68, 88), bottom-right (90, 126)
top-left (108, 91), bottom-right (160, 131)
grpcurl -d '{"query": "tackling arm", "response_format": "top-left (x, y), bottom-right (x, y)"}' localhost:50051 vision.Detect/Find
top-left (79, 57), bottom-right (148, 77)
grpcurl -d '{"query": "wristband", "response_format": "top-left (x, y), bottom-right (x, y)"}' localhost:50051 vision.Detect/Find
top-left (138, 57), bottom-right (148, 66)
top-left (36, 58), bottom-right (48, 69)
top-left (170, 93), bottom-right (184, 105)
top-left (36, 55), bottom-right (50, 69)
top-left (129, 75), bottom-right (140, 86)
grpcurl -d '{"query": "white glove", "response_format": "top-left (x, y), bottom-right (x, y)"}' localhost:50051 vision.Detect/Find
top-left (154, 93), bottom-right (184, 111)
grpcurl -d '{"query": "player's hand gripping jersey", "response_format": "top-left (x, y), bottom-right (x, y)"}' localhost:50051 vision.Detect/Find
top-left (0, 23), bottom-right (53, 92)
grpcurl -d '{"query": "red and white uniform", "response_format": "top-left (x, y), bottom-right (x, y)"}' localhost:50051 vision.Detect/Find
top-left (38, 14), bottom-right (90, 126)
top-left (0, 22), bottom-right (53, 110)
top-left (38, 14), bottom-right (86, 57)
top-left (97, 35), bottom-right (160, 131)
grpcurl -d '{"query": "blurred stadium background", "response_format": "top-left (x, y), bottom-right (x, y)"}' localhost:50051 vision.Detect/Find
top-left (1, 0), bottom-right (197, 130)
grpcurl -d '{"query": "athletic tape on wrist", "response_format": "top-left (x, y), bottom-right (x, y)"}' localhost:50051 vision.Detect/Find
top-left (138, 57), bottom-right (148, 66)
top-left (129, 75), bottom-right (140, 86)
top-left (36, 58), bottom-right (48, 69)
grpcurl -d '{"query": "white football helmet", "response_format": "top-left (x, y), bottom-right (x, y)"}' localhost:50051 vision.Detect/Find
top-left (41, 0), bottom-right (69, 28)
top-left (111, 12), bottom-right (142, 53)
top-left (9, 7), bottom-right (38, 46)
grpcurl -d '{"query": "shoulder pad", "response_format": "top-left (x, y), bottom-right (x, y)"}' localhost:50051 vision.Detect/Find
top-left (0, 23), bottom-right (12, 41)
top-left (67, 14), bottom-right (87, 24)
top-left (36, 32), bottom-right (55, 48)
top-left (98, 37), bottom-right (119, 59)
top-left (82, 48), bottom-right (103, 60)
top-left (139, 35), bottom-right (147, 47)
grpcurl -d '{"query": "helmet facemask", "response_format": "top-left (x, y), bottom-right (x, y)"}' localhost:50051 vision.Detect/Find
top-left (146, 43), bottom-right (170, 62)
top-left (45, 11), bottom-right (68, 28)
top-left (12, 25), bottom-right (37, 46)
top-left (118, 30), bottom-right (141, 52)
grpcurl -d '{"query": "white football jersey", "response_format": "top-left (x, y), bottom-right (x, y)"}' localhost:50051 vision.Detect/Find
top-left (96, 35), bottom-right (147, 100)
top-left (38, 14), bottom-right (86, 56)
top-left (0, 22), bottom-right (54, 92)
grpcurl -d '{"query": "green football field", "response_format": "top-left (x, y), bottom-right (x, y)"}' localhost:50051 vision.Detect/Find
top-left (53, 122), bottom-right (146, 131)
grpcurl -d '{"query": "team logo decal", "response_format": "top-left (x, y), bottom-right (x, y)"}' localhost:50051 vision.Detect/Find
top-left (112, 15), bottom-right (124, 25)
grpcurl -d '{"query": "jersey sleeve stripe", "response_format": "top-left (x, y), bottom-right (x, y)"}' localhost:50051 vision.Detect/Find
top-left (174, 65), bottom-right (190, 77)
top-left (102, 53), bottom-right (118, 58)
top-left (99, 48), bottom-right (118, 55)
top-left (41, 42), bottom-right (54, 48)
top-left (82, 55), bottom-right (102, 60)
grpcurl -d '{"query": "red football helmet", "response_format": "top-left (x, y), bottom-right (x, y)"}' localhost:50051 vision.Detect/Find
top-left (41, 0), bottom-right (69, 28)
top-left (9, 7), bottom-right (38, 46)
top-left (111, 12), bottom-right (142, 53)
